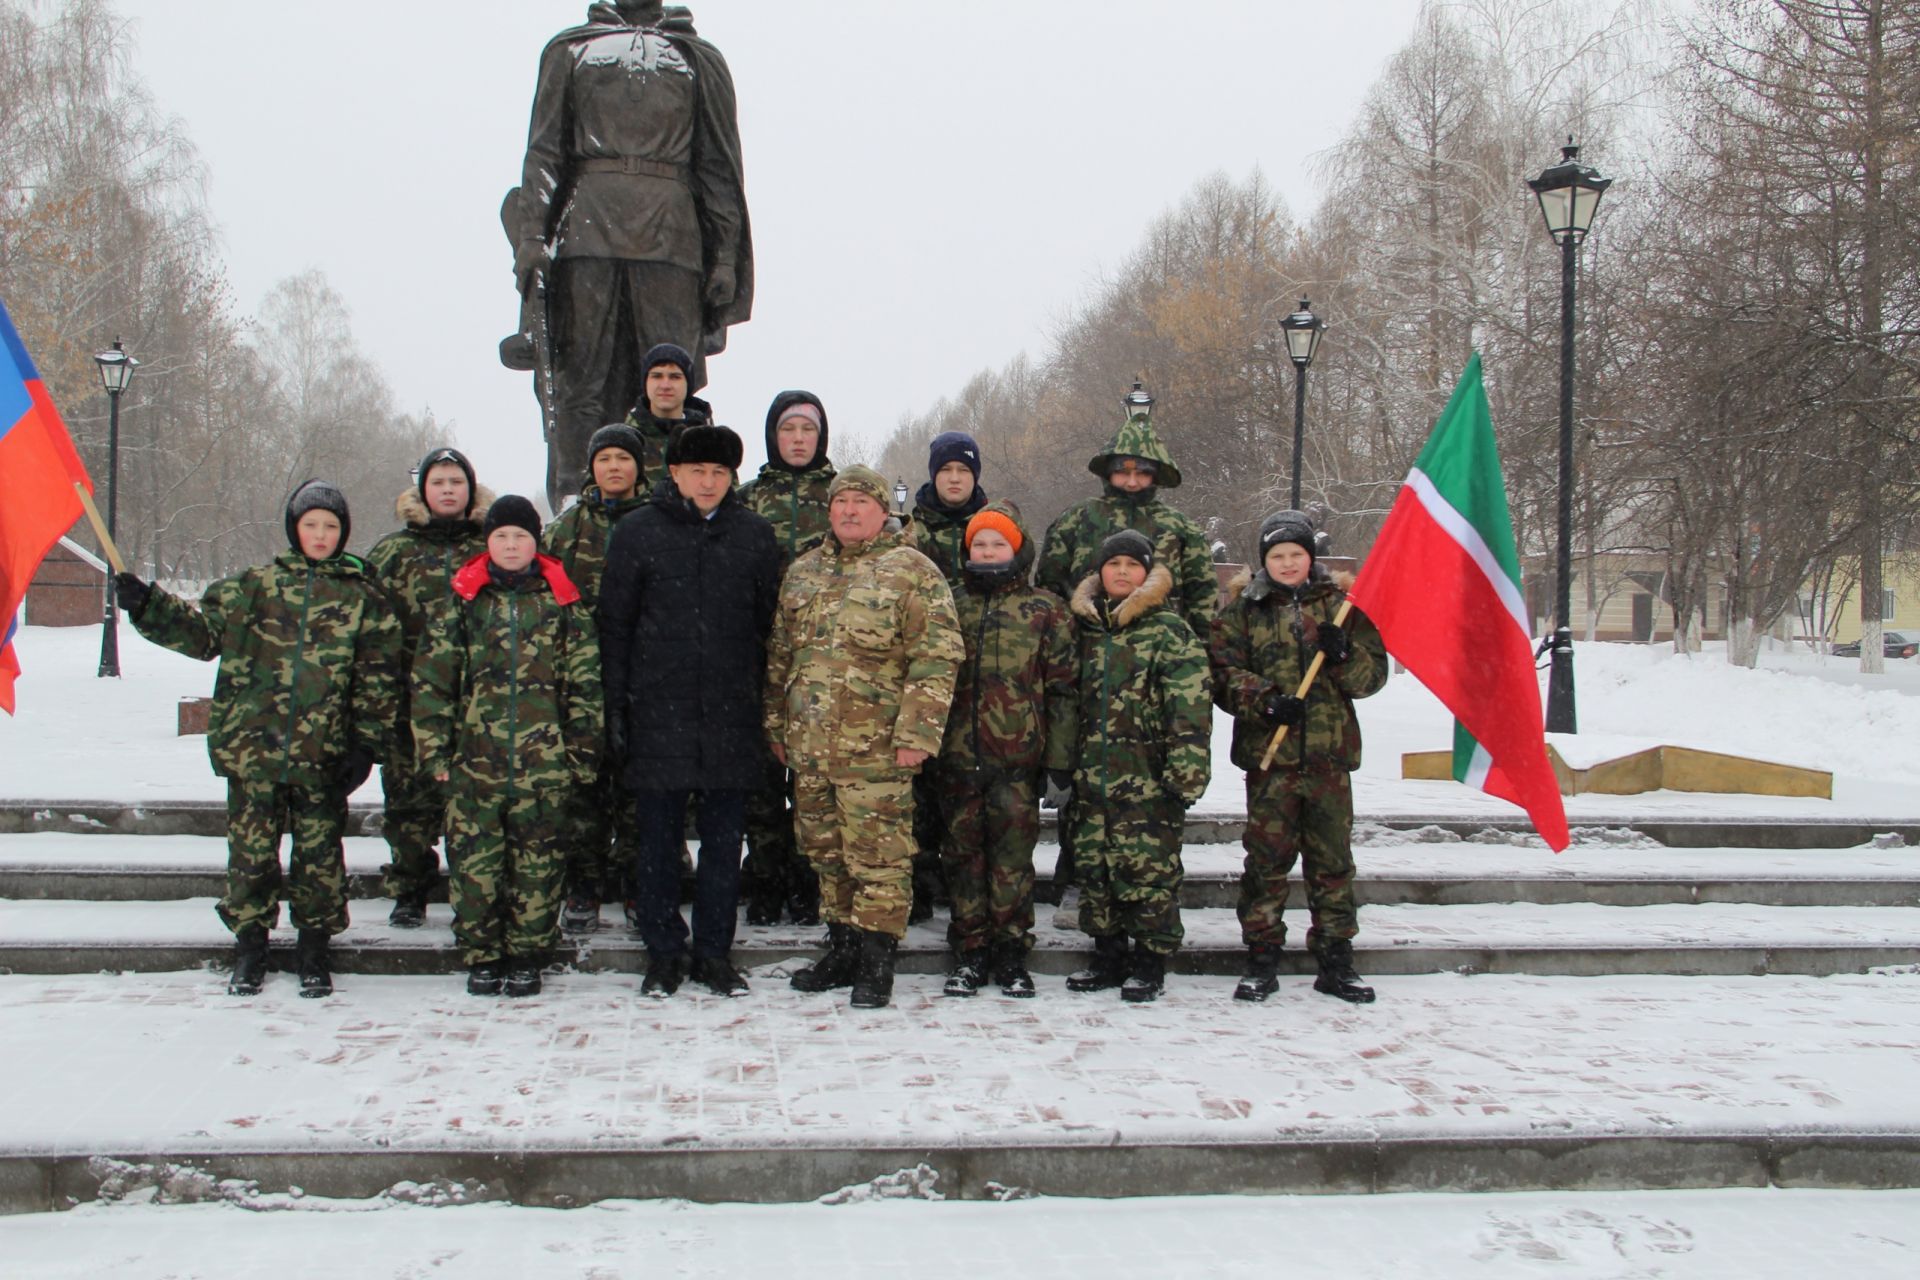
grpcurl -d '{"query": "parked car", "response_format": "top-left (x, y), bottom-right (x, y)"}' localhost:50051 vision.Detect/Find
top-left (1832, 630), bottom-right (1920, 659)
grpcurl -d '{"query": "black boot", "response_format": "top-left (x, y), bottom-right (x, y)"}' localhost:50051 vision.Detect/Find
top-left (789, 923), bottom-right (861, 992)
top-left (990, 941), bottom-right (1036, 998)
top-left (504, 958), bottom-right (543, 998)
top-left (1066, 933), bottom-right (1130, 992)
top-left (849, 929), bottom-right (899, 1009)
top-left (942, 948), bottom-right (988, 998)
top-left (745, 882), bottom-right (784, 927)
top-left (1312, 939), bottom-right (1376, 1004)
top-left (641, 951), bottom-right (689, 999)
top-left (786, 869), bottom-right (821, 926)
top-left (560, 892), bottom-right (601, 936)
top-left (387, 896), bottom-right (426, 929)
top-left (296, 928), bottom-right (333, 999)
top-left (692, 955), bottom-right (750, 997)
top-left (228, 925), bottom-right (269, 996)
top-left (1120, 946), bottom-right (1166, 1003)
top-left (1234, 942), bottom-right (1284, 1003)
top-left (467, 961), bottom-right (505, 996)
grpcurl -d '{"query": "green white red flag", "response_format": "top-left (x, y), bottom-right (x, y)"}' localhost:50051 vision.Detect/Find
top-left (1346, 354), bottom-right (1570, 851)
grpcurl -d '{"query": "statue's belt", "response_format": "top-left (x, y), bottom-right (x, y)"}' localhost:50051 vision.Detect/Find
top-left (574, 156), bottom-right (688, 182)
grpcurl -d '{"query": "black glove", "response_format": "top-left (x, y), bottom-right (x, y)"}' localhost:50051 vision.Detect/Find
top-left (1047, 768), bottom-right (1072, 793)
top-left (334, 747), bottom-right (376, 796)
top-left (607, 716), bottom-right (630, 767)
top-left (113, 572), bottom-right (152, 616)
top-left (1316, 623), bottom-right (1352, 665)
top-left (1259, 690), bottom-right (1305, 728)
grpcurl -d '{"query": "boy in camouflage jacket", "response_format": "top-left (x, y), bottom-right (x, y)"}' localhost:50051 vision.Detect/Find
top-left (931, 501), bottom-right (1075, 998)
top-left (411, 495), bottom-right (603, 998)
top-left (1064, 530), bottom-right (1211, 1003)
top-left (736, 389), bottom-right (835, 925)
top-left (364, 446), bottom-right (492, 927)
top-left (116, 480), bottom-right (402, 999)
top-left (542, 422), bottom-right (649, 930)
top-left (1209, 510), bottom-right (1387, 1004)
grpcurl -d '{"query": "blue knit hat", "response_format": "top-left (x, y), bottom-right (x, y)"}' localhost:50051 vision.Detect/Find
top-left (928, 431), bottom-right (981, 483)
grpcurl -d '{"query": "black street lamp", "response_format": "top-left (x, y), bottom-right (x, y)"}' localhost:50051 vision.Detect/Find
top-left (1122, 379), bottom-right (1154, 421)
top-left (893, 479), bottom-right (909, 515)
top-left (92, 338), bottom-right (138, 679)
top-left (1528, 139), bottom-right (1610, 735)
top-left (1279, 299), bottom-right (1325, 509)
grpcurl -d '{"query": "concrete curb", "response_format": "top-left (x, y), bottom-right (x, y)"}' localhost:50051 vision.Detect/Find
top-left (3, 1132), bottom-right (1918, 1214)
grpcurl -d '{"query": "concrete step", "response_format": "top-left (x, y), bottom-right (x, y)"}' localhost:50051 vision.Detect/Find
top-left (3, 897), bottom-right (1917, 978)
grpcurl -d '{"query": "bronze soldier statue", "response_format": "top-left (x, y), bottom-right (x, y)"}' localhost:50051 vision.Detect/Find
top-left (500, 1), bottom-right (753, 505)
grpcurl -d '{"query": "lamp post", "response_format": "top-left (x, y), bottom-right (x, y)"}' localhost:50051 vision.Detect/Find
top-left (1279, 300), bottom-right (1325, 509)
top-left (893, 479), bottom-right (909, 515)
top-left (1528, 139), bottom-right (1610, 735)
top-left (92, 338), bottom-right (138, 679)
top-left (1122, 379), bottom-right (1154, 421)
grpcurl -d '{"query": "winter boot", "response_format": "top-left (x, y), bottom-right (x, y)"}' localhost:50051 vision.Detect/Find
top-left (1312, 939), bottom-right (1376, 1004)
top-left (228, 925), bottom-right (269, 997)
top-left (849, 929), bottom-right (899, 1009)
top-left (786, 870), bottom-right (821, 926)
top-left (990, 942), bottom-right (1036, 999)
top-left (642, 952), bottom-right (689, 999)
top-left (467, 961), bottom-right (504, 996)
top-left (1234, 942), bottom-right (1284, 1003)
top-left (789, 923), bottom-right (861, 992)
top-left (745, 882), bottom-right (784, 927)
top-left (942, 948), bottom-right (988, 998)
top-left (1120, 946), bottom-right (1167, 1003)
top-left (504, 959), bottom-right (543, 998)
top-left (560, 893), bottom-right (600, 937)
top-left (296, 929), bottom-right (333, 999)
top-left (387, 895), bottom-right (426, 929)
top-left (1066, 933), bottom-right (1130, 992)
top-left (692, 955), bottom-right (750, 997)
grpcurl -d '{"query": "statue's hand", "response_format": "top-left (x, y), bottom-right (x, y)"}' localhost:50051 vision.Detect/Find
top-left (514, 240), bottom-right (548, 296)
top-left (704, 262), bottom-right (736, 311)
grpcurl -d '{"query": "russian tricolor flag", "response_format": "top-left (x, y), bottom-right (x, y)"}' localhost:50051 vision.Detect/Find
top-left (0, 298), bottom-right (93, 714)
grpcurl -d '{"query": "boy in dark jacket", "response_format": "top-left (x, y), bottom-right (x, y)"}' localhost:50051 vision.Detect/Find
top-left (1209, 510), bottom-right (1387, 1004)
top-left (599, 424), bottom-right (781, 998)
top-left (932, 502), bottom-right (1075, 997)
top-left (412, 496), bottom-right (603, 998)
top-left (365, 447), bottom-right (493, 928)
top-left (1064, 530), bottom-right (1211, 1003)
top-left (116, 481), bottom-right (401, 998)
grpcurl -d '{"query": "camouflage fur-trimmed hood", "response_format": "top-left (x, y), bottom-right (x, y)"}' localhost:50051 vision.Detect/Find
top-left (395, 484), bottom-right (497, 529)
top-left (1070, 563), bottom-right (1176, 628)
top-left (1228, 564), bottom-right (1353, 602)
top-left (1087, 415), bottom-right (1183, 489)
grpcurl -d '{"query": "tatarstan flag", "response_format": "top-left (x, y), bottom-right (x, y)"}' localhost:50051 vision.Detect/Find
top-left (1347, 354), bottom-right (1569, 851)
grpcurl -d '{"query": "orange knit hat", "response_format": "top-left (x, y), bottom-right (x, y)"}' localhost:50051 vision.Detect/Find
top-left (964, 508), bottom-right (1023, 553)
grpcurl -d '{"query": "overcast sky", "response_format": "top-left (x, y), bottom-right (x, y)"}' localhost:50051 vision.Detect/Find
top-left (129, 0), bottom-right (1429, 494)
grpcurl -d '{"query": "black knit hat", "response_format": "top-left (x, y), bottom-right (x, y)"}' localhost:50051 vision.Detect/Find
top-left (667, 422), bottom-right (744, 469)
top-left (1095, 529), bottom-right (1155, 574)
top-left (285, 480), bottom-right (350, 556)
top-left (1258, 509), bottom-right (1317, 563)
top-left (928, 431), bottom-right (981, 482)
top-left (642, 342), bottom-right (694, 378)
top-left (415, 446), bottom-right (475, 505)
top-left (485, 494), bottom-right (542, 541)
top-left (587, 422), bottom-right (646, 467)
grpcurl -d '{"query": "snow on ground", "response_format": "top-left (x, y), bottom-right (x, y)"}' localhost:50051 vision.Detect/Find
top-left (4, 970), bottom-right (1918, 1155)
top-left (0, 1187), bottom-right (1915, 1279)
top-left (9, 624), bottom-right (1920, 819)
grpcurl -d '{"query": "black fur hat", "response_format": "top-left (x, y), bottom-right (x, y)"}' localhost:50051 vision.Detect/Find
top-left (667, 423), bottom-right (745, 470)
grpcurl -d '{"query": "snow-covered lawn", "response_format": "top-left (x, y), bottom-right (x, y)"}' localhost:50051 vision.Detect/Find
top-left (1, 1187), bottom-right (1915, 1279)
top-left (10, 624), bottom-right (1920, 819)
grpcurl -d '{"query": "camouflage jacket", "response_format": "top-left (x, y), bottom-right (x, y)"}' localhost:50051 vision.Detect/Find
top-left (765, 526), bottom-right (964, 780)
top-left (1037, 413), bottom-right (1216, 637)
top-left (940, 510), bottom-right (1076, 775)
top-left (365, 486), bottom-right (493, 659)
top-left (541, 482), bottom-right (648, 612)
top-left (909, 481), bottom-right (987, 594)
top-left (622, 395), bottom-right (711, 490)
top-left (740, 459), bottom-right (836, 572)
top-left (411, 554), bottom-right (603, 794)
top-left (129, 551), bottom-right (402, 786)
top-left (1209, 568), bottom-right (1386, 774)
top-left (1069, 564), bottom-right (1212, 808)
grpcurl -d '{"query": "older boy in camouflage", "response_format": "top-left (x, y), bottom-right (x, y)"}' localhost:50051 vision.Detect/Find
top-left (1210, 510), bottom-right (1387, 1004)
top-left (765, 465), bottom-right (963, 1008)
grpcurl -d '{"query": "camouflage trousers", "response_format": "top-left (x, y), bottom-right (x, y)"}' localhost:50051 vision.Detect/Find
top-left (1070, 792), bottom-right (1184, 955)
top-left (446, 788), bottom-right (565, 967)
top-left (220, 778), bottom-right (350, 936)
top-left (1241, 765), bottom-right (1358, 954)
top-left (559, 764), bottom-right (637, 904)
top-left (793, 769), bottom-right (915, 939)
top-left (380, 750), bottom-right (448, 905)
top-left (742, 770), bottom-right (817, 911)
top-left (932, 766), bottom-right (1040, 955)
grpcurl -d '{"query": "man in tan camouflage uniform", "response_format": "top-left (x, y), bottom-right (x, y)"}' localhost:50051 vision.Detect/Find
top-left (765, 465), bottom-right (963, 1008)
top-left (412, 495), bottom-right (604, 998)
top-left (117, 481), bottom-right (402, 999)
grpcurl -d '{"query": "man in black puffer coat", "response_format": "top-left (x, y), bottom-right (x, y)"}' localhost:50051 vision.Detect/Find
top-left (598, 423), bottom-right (782, 998)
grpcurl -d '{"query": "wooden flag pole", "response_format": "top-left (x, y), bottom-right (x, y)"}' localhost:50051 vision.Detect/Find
top-left (1258, 598), bottom-right (1354, 771)
top-left (72, 482), bottom-right (127, 575)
